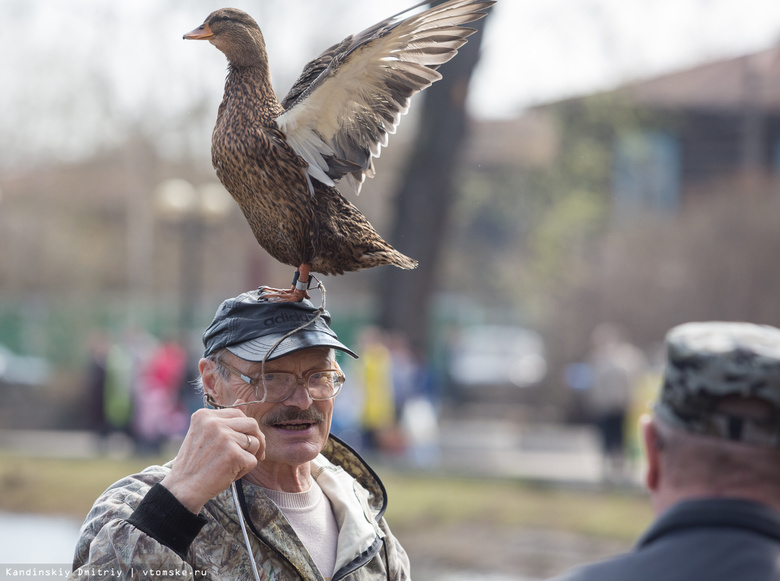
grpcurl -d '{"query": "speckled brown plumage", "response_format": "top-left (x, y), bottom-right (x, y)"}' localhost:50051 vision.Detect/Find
top-left (184, 1), bottom-right (495, 288)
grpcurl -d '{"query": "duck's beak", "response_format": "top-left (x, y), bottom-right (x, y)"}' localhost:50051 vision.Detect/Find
top-left (183, 23), bottom-right (214, 40)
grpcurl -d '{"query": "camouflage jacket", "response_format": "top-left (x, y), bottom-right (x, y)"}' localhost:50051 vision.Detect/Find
top-left (71, 436), bottom-right (411, 580)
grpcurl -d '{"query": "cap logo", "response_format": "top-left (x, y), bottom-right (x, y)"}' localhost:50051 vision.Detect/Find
top-left (263, 312), bottom-right (316, 326)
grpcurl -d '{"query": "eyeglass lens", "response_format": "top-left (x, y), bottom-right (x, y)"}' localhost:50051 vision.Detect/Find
top-left (260, 371), bottom-right (343, 402)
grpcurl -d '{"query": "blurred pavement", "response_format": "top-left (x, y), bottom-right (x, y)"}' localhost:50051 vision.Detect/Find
top-left (437, 419), bottom-right (609, 484)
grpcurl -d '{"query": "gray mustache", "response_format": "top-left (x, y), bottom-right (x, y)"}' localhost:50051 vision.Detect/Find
top-left (262, 407), bottom-right (325, 426)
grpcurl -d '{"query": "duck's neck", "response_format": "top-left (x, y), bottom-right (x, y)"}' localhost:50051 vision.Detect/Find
top-left (224, 63), bottom-right (282, 118)
top-left (220, 28), bottom-right (280, 108)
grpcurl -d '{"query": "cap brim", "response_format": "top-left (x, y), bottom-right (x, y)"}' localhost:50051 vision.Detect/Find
top-left (226, 331), bottom-right (358, 362)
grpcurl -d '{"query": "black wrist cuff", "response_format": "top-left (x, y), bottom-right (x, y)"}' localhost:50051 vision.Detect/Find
top-left (127, 482), bottom-right (208, 558)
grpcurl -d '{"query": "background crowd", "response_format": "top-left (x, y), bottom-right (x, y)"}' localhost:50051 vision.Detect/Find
top-left (83, 325), bottom-right (443, 465)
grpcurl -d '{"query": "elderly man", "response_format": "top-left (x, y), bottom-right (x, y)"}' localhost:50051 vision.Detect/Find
top-left (71, 289), bottom-right (411, 580)
top-left (550, 321), bottom-right (780, 581)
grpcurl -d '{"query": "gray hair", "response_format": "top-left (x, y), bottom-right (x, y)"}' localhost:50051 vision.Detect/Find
top-left (192, 349), bottom-right (230, 394)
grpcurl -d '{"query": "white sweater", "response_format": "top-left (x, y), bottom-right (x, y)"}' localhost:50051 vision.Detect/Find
top-left (264, 480), bottom-right (339, 579)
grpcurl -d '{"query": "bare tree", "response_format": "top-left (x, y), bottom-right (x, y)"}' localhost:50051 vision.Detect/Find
top-left (377, 1), bottom-right (493, 353)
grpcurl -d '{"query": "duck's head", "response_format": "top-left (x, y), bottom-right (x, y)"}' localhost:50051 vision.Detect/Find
top-left (184, 8), bottom-right (267, 69)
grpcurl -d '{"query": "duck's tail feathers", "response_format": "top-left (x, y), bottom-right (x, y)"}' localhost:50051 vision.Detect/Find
top-left (364, 250), bottom-right (418, 270)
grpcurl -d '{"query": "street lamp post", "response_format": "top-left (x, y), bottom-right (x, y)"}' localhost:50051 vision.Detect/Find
top-left (155, 179), bottom-right (232, 343)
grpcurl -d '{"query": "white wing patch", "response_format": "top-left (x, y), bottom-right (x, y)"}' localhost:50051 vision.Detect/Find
top-left (275, 0), bottom-right (494, 195)
top-left (278, 103), bottom-right (336, 187)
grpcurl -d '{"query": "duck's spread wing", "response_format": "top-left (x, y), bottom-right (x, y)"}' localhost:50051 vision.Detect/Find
top-left (276, 0), bottom-right (495, 195)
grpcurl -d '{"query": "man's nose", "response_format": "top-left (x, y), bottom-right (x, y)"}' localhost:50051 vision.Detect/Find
top-left (283, 380), bottom-right (313, 407)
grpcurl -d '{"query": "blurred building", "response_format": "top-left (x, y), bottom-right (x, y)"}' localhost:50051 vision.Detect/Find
top-left (538, 41), bottom-right (780, 219)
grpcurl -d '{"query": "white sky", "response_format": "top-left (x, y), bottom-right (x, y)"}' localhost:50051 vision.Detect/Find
top-left (471, 0), bottom-right (780, 116)
top-left (4, 0), bottom-right (780, 164)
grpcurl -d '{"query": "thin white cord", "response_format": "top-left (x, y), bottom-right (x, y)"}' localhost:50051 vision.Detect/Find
top-left (232, 481), bottom-right (262, 581)
top-left (259, 276), bottom-right (326, 397)
top-left (220, 279), bottom-right (328, 581)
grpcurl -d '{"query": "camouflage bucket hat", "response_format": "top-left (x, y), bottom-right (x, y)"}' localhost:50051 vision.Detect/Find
top-left (656, 321), bottom-right (780, 447)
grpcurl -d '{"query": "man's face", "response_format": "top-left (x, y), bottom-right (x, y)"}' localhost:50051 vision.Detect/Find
top-left (214, 347), bottom-right (335, 468)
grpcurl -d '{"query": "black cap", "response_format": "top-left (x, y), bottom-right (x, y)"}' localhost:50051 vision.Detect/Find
top-left (202, 289), bottom-right (358, 362)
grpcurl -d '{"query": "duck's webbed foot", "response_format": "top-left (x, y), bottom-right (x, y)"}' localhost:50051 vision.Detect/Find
top-left (259, 265), bottom-right (312, 302)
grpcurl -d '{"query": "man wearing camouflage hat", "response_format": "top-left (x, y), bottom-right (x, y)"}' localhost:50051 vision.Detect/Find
top-left (549, 321), bottom-right (780, 581)
top-left (71, 289), bottom-right (411, 580)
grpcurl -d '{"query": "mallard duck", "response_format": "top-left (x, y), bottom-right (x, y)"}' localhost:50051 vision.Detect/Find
top-left (184, 0), bottom-right (496, 300)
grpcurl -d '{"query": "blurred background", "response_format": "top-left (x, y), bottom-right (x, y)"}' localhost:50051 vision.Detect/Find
top-left (3, 0), bottom-right (780, 578)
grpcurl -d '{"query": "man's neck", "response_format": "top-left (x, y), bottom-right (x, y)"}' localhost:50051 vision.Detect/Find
top-left (244, 460), bottom-right (313, 492)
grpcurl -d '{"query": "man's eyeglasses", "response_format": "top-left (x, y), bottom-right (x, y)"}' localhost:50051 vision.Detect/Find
top-left (216, 358), bottom-right (346, 403)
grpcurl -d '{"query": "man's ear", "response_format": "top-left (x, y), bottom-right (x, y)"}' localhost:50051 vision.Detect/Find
top-left (199, 358), bottom-right (220, 397)
top-left (641, 414), bottom-right (661, 492)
